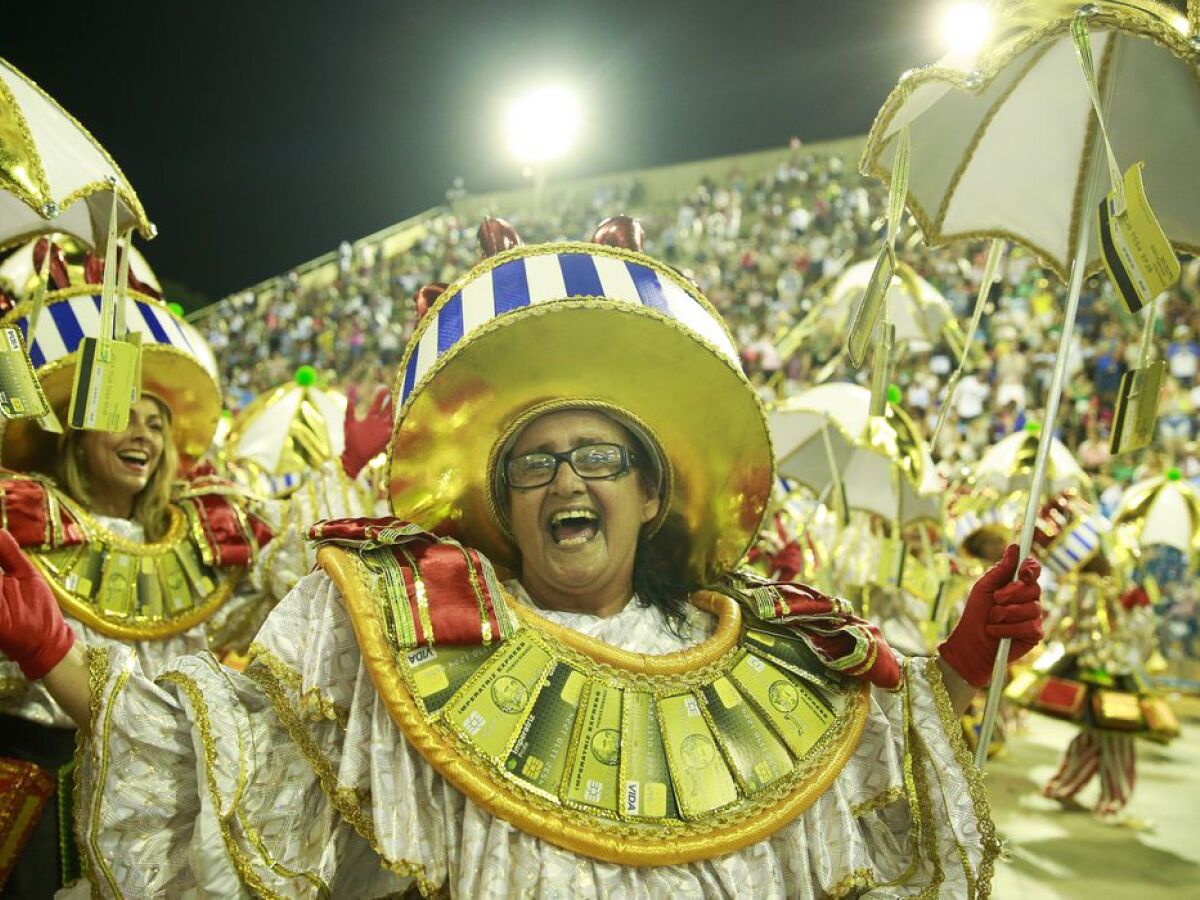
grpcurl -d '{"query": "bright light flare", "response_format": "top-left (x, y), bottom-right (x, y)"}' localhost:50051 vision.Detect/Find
top-left (939, 2), bottom-right (993, 59)
top-left (506, 86), bottom-right (580, 165)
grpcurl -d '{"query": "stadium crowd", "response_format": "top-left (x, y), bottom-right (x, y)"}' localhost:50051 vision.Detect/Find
top-left (197, 141), bottom-right (1200, 500)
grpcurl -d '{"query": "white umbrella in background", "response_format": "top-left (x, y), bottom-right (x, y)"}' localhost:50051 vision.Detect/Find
top-left (974, 426), bottom-right (1091, 497)
top-left (770, 383), bottom-right (942, 528)
top-left (827, 257), bottom-right (967, 353)
top-left (0, 233), bottom-right (161, 295)
top-left (1113, 469), bottom-right (1200, 560)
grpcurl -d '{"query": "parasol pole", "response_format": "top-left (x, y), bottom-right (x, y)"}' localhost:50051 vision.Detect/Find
top-left (973, 119), bottom-right (1110, 772)
top-left (931, 239), bottom-right (1006, 444)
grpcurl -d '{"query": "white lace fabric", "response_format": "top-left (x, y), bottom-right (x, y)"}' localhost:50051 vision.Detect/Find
top-left (75, 569), bottom-right (998, 898)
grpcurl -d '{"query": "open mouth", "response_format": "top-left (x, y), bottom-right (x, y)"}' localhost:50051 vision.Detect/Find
top-left (116, 448), bottom-right (151, 474)
top-left (547, 508), bottom-right (601, 547)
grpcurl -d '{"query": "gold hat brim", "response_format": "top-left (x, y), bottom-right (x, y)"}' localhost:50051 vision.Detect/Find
top-left (387, 301), bottom-right (773, 583)
top-left (1, 344), bottom-right (220, 472)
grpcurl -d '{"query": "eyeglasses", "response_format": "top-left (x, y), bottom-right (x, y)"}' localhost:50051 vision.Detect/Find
top-left (504, 442), bottom-right (638, 489)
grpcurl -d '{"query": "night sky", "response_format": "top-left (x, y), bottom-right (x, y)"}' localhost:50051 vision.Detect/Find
top-left (5, 0), bottom-right (943, 301)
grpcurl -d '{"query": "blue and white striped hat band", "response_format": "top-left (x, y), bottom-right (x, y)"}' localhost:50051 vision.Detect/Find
top-left (12, 289), bottom-right (218, 378)
top-left (1, 285), bottom-right (221, 469)
top-left (1043, 514), bottom-right (1112, 577)
top-left (397, 243), bottom-right (739, 410)
top-left (386, 241), bottom-right (772, 584)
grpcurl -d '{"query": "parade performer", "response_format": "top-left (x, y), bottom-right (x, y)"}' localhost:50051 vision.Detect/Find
top-left (217, 366), bottom-right (389, 601)
top-left (0, 258), bottom-right (385, 894)
top-left (1008, 491), bottom-right (1178, 824)
top-left (0, 221), bottom-right (1042, 898)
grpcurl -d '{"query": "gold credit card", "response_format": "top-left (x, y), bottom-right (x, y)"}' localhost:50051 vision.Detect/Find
top-left (700, 676), bottom-right (793, 793)
top-left (658, 692), bottom-right (739, 818)
top-left (562, 680), bottom-right (623, 814)
top-left (0, 326), bottom-right (51, 419)
top-left (156, 549), bottom-right (193, 616)
top-left (1097, 162), bottom-right (1180, 315)
top-left (172, 541), bottom-right (215, 597)
top-left (619, 691), bottom-right (678, 820)
top-left (407, 643), bottom-right (501, 713)
top-left (443, 634), bottom-right (552, 759)
top-left (67, 337), bottom-right (139, 432)
top-left (137, 556), bottom-right (164, 619)
top-left (743, 629), bottom-right (843, 704)
top-left (97, 551), bottom-right (138, 617)
top-left (1110, 360), bottom-right (1165, 456)
top-left (63, 547), bottom-right (104, 599)
top-left (730, 652), bottom-right (835, 758)
top-left (505, 662), bottom-right (585, 800)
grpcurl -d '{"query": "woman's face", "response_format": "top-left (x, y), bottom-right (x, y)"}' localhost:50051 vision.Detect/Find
top-left (505, 409), bottom-right (660, 609)
top-left (79, 396), bottom-right (167, 502)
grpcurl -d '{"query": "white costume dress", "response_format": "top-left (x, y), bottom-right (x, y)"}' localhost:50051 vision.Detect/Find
top-left (73, 571), bottom-right (998, 898)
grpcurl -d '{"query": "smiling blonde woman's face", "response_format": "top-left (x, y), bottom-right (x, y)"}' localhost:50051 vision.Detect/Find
top-left (78, 396), bottom-right (167, 500)
top-left (504, 409), bottom-right (659, 612)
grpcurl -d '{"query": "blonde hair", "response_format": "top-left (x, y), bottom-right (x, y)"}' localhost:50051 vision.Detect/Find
top-left (55, 396), bottom-right (179, 541)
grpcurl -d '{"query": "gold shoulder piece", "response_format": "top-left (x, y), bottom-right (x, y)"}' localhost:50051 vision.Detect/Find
top-left (320, 544), bottom-right (870, 866)
top-left (29, 495), bottom-right (242, 640)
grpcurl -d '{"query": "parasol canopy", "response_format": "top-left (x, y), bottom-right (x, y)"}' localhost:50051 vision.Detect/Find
top-left (1113, 469), bottom-right (1200, 559)
top-left (860, 0), bottom-right (1200, 279)
top-left (826, 257), bottom-right (968, 353)
top-left (0, 56), bottom-right (152, 249)
top-left (769, 383), bottom-right (941, 527)
top-left (973, 426), bottom-right (1090, 497)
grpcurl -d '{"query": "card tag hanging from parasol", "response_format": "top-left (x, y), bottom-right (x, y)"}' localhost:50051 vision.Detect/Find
top-left (67, 337), bottom-right (139, 431)
top-left (847, 245), bottom-right (896, 369)
top-left (1109, 359), bottom-right (1165, 455)
top-left (0, 326), bottom-right (51, 419)
top-left (847, 126), bottom-right (908, 370)
top-left (1097, 163), bottom-right (1180, 315)
top-left (67, 186), bottom-right (142, 431)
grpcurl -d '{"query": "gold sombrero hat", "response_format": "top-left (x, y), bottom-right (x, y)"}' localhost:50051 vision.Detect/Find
top-left (387, 219), bottom-right (773, 583)
top-left (222, 366), bottom-right (346, 485)
top-left (1, 282), bottom-right (222, 471)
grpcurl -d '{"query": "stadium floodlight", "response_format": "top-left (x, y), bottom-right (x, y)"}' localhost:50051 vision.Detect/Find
top-left (939, 2), bottom-right (993, 59)
top-left (506, 85), bottom-right (580, 165)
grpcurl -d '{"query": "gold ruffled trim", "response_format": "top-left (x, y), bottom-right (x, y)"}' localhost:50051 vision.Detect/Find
top-left (829, 868), bottom-right (877, 899)
top-left (924, 656), bottom-right (1001, 898)
top-left (850, 785), bottom-right (905, 818)
top-left (83, 645), bottom-right (123, 897)
top-left (159, 666), bottom-right (330, 898)
top-left (245, 661), bottom-right (435, 896)
top-left (248, 642), bottom-right (350, 730)
top-left (321, 544), bottom-right (871, 866)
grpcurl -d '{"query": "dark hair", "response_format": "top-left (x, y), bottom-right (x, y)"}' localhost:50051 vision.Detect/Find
top-left (632, 513), bottom-right (695, 637)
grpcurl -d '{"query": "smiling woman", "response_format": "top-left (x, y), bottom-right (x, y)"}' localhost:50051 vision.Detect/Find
top-left (57, 395), bottom-right (178, 536)
top-left (0, 272), bottom-right (279, 896)
top-left (0, 219), bottom-right (1042, 898)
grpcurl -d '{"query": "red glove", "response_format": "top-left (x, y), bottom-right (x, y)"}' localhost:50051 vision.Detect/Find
top-left (1119, 586), bottom-right (1150, 610)
top-left (341, 385), bottom-right (393, 479)
top-left (939, 544), bottom-right (1043, 689)
top-left (0, 530), bottom-right (75, 680)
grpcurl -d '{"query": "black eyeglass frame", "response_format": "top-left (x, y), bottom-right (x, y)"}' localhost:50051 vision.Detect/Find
top-left (503, 442), bottom-right (639, 489)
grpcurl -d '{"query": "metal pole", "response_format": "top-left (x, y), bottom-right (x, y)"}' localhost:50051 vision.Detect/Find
top-left (972, 166), bottom-right (1104, 770)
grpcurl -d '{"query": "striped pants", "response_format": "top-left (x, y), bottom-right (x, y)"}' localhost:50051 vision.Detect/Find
top-left (1043, 728), bottom-right (1137, 816)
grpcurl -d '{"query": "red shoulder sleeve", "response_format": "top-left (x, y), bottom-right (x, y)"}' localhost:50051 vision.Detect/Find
top-left (0, 473), bottom-right (86, 548)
